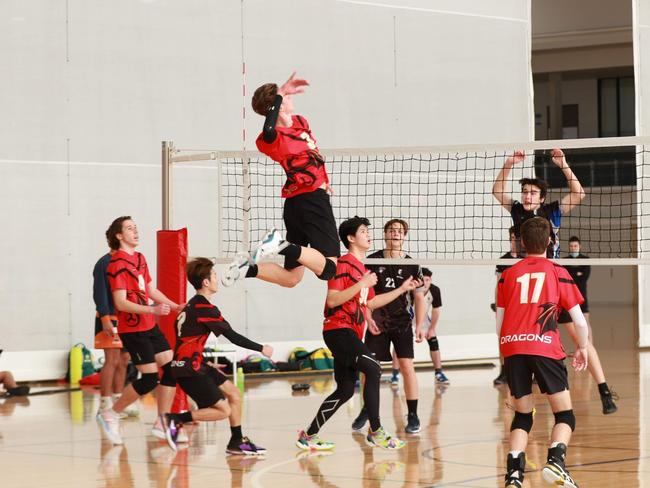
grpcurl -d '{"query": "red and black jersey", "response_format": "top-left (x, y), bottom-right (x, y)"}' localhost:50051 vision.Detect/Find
top-left (106, 250), bottom-right (154, 334)
top-left (171, 295), bottom-right (232, 377)
top-left (256, 115), bottom-right (330, 198)
top-left (497, 257), bottom-right (583, 359)
top-left (171, 295), bottom-right (263, 377)
top-left (323, 253), bottom-right (376, 340)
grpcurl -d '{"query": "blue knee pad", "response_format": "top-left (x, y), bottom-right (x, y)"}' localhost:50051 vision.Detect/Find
top-left (317, 258), bottom-right (337, 281)
top-left (510, 411), bottom-right (534, 433)
top-left (132, 372), bottom-right (159, 395)
top-left (554, 409), bottom-right (575, 432)
top-left (427, 336), bottom-right (439, 351)
top-left (160, 362), bottom-right (176, 387)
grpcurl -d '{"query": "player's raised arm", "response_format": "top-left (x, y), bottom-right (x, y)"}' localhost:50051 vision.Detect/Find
top-left (551, 149), bottom-right (586, 214)
top-left (492, 151), bottom-right (525, 211)
top-left (254, 72), bottom-right (309, 144)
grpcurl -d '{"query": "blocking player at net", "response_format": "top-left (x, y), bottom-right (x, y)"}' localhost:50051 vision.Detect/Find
top-left (557, 236), bottom-right (618, 415)
top-left (492, 148), bottom-right (585, 258)
top-left (296, 217), bottom-right (417, 451)
top-left (224, 72), bottom-right (339, 288)
top-left (497, 217), bottom-right (589, 488)
top-left (164, 257), bottom-right (273, 454)
top-left (350, 219), bottom-right (426, 435)
top-left (97, 216), bottom-right (182, 446)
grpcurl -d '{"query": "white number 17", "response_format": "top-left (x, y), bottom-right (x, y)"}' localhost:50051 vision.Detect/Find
top-left (516, 272), bottom-right (546, 304)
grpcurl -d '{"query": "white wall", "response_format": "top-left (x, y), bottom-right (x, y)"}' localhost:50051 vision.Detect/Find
top-left (635, 0), bottom-right (650, 351)
top-left (0, 0), bottom-right (533, 380)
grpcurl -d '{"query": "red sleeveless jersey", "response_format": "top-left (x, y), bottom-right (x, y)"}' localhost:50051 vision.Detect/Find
top-left (256, 115), bottom-right (330, 198)
top-left (323, 254), bottom-right (375, 339)
top-left (106, 250), bottom-right (155, 333)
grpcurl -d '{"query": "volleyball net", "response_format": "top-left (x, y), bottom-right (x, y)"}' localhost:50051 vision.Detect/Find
top-left (163, 136), bottom-right (650, 265)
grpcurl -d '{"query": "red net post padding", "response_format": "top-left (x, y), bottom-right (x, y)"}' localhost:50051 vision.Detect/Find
top-left (157, 228), bottom-right (188, 413)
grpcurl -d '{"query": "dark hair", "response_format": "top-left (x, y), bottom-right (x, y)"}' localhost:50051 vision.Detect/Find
top-left (508, 226), bottom-right (516, 238)
top-left (106, 216), bottom-right (132, 251)
top-left (421, 267), bottom-right (432, 277)
top-left (251, 83), bottom-right (279, 116)
top-left (383, 218), bottom-right (409, 235)
top-left (520, 217), bottom-right (550, 255)
top-left (339, 216), bottom-right (370, 249)
top-left (186, 257), bottom-right (215, 291)
top-left (569, 236), bottom-right (580, 244)
top-left (519, 177), bottom-right (548, 200)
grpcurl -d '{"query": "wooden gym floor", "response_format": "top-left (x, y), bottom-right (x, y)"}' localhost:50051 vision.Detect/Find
top-left (1, 303), bottom-right (648, 487)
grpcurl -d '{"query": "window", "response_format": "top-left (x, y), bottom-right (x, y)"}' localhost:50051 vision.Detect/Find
top-left (599, 76), bottom-right (635, 137)
top-left (534, 146), bottom-right (636, 188)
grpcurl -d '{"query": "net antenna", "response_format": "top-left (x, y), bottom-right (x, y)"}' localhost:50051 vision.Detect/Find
top-left (162, 136), bottom-right (650, 266)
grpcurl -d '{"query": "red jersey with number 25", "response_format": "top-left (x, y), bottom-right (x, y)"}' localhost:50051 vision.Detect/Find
top-left (497, 257), bottom-right (583, 360)
top-left (106, 250), bottom-right (155, 334)
top-left (256, 115), bottom-right (330, 199)
top-left (323, 253), bottom-right (375, 340)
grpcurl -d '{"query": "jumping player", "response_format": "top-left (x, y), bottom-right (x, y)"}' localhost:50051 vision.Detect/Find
top-left (492, 149), bottom-right (585, 258)
top-left (97, 216), bottom-right (182, 445)
top-left (296, 216), bottom-right (417, 451)
top-left (224, 72), bottom-right (339, 288)
top-left (557, 236), bottom-right (618, 414)
top-left (165, 257), bottom-right (273, 454)
top-left (497, 217), bottom-right (589, 487)
top-left (351, 218), bottom-right (425, 434)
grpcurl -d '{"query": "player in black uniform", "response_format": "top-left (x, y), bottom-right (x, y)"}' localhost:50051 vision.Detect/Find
top-left (165, 257), bottom-right (274, 453)
top-left (557, 236), bottom-right (618, 414)
top-left (492, 148), bottom-right (585, 258)
top-left (351, 219), bottom-right (425, 434)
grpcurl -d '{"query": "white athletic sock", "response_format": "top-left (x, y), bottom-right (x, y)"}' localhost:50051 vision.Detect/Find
top-left (100, 396), bottom-right (113, 409)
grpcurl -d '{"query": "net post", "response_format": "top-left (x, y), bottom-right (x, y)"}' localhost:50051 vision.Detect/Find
top-left (216, 153), bottom-right (223, 258)
top-left (162, 141), bottom-right (174, 230)
top-left (242, 154), bottom-right (251, 251)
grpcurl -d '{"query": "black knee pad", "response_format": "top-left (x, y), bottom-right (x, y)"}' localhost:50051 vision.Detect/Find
top-left (160, 362), bottom-right (177, 387)
top-left (510, 411), bottom-right (534, 433)
top-left (132, 372), bottom-right (159, 395)
top-left (317, 258), bottom-right (337, 281)
top-left (427, 336), bottom-right (439, 352)
top-left (554, 409), bottom-right (576, 432)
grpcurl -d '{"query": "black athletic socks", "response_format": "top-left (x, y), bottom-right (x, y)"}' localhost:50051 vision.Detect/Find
top-left (597, 382), bottom-right (610, 396)
top-left (246, 264), bottom-right (259, 278)
top-left (279, 242), bottom-right (301, 261)
top-left (229, 425), bottom-right (243, 444)
top-left (406, 399), bottom-right (418, 416)
top-left (169, 411), bottom-right (193, 424)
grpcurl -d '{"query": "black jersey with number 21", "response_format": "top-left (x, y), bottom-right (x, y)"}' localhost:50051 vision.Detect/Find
top-left (366, 250), bottom-right (422, 330)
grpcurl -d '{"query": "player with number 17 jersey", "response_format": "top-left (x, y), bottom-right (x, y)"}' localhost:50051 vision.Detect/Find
top-left (497, 257), bottom-right (583, 360)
